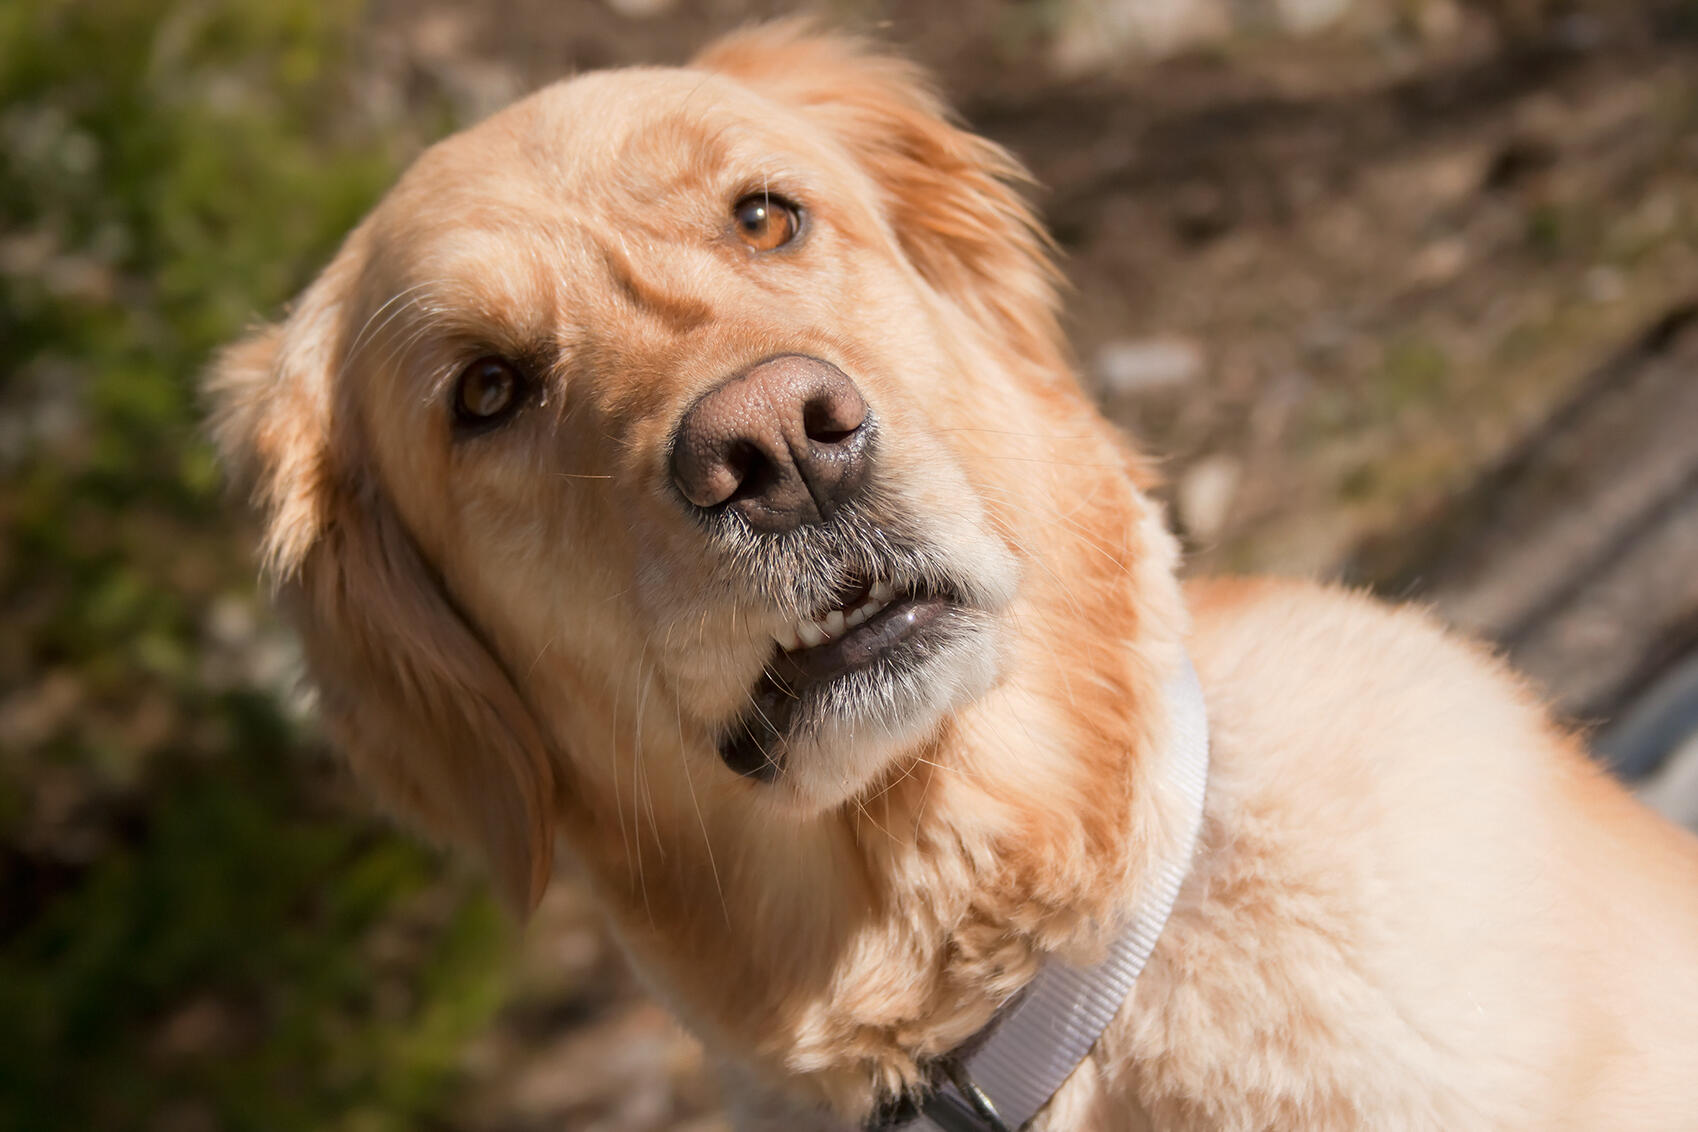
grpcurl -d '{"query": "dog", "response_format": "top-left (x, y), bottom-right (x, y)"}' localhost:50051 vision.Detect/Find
top-left (207, 23), bottom-right (1698, 1130)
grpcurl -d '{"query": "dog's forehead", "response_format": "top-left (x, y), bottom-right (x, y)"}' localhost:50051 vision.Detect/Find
top-left (385, 67), bottom-right (816, 224)
top-left (350, 64), bottom-right (847, 320)
top-left (338, 63), bottom-right (864, 399)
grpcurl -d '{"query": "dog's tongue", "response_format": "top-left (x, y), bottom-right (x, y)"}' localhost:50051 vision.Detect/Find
top-left (717, 666), bottom-right (798, 781)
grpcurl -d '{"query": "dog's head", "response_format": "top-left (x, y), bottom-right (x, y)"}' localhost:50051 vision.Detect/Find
top-left (208, 26), bottom-right (1177, 933)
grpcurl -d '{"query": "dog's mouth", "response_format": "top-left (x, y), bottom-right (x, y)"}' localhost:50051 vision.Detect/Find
top-left (718, 573), bottom-right (969, 782)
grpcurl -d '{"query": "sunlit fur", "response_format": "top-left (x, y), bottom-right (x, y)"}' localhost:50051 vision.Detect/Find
top-left (209, 24), bottom-right (1698, 1130)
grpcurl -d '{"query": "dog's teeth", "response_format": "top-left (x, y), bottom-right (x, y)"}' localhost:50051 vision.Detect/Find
top-left (782, 591), bottom-right (896, 652)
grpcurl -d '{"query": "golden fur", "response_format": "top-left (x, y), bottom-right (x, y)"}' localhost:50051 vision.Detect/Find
top-left (208, 24), bottom-right (1698, 1130)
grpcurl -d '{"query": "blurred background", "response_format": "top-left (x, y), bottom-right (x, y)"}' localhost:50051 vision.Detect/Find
top-left (4, 0), bottom-right (1697, 1128)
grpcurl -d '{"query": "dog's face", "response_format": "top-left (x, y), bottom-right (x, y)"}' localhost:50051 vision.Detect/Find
top-left (349, 55), bottom-right (1026, 812)
top-left (209, 27), bottom-right (1168, 922)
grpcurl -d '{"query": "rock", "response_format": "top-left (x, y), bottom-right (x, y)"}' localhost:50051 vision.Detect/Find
top-left (1412, 0), bottom-right (1465, 42)
top-left (606, 0), bottom-right (677, 19)
top-left (1050, 0), bottom-right (1231, 73)
top-left (1409, 238), bottom-right (1467, 286)
top-left (1177, 455), bottom-right (1242, 540)
top-left (1094, 336), bottom-right (1205, 396)
top-left (1049, 0), bottom-right (1382, 72)
top-left (1275, 0), bottom-right (1351, 35)
top-left (206, 594), bottom-right (257, 649)
top-left (1583, 265), bottom-right (1625, 304)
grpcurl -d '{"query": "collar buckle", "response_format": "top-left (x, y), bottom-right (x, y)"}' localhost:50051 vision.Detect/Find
top-left (863, 1054), bottom-right (1016, 1132)
top-left (925, 1056), bottom-right (1015, 1132)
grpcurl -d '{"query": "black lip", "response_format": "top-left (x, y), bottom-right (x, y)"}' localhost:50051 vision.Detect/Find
top-left (717, 594), bottom-right (954, 781)
top-left (785, 594), bottom-right (951, 681)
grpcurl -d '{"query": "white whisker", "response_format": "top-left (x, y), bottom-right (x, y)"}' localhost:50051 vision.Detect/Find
top-left (675, 686), bottom-right (729, 928)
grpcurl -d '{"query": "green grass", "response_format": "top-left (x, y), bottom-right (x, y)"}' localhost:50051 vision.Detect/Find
top-left (0, 2), bottom-right (513, 1128)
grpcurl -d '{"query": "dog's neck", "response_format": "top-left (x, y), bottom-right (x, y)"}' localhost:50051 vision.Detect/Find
top-left (556, 481), bottom-right (1189, 1120)
top-left (875, 652), bottom-right (1210, 1132)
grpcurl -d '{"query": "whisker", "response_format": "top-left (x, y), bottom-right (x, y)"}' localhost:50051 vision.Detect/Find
top-left (852, 794), bottom-right (896, 844)
top-left (977, 482), bottom-right (1132, 574)
top-left (374, 320), bottom-right (442, 391)
top-left (979, 454), bottom-right (1125, 469)
top-left (635, 629), bottom-right (664, 860)
top-left (629, 631), bottom-right (662, 928)
top-left (902, 751), bottom-right (997, 786)
top-left (675, 685), bottom-right (729, 929)
top-left (608, 652), bottom-right (634, 896)
top-left (935, 427), bottom-right (1086, 440)
top-left (526, 635), bottom-right (555, 679)
top-left (864, 754), bottom-right (921, 811)
top-left (339, 280), bottom-right (439, 378)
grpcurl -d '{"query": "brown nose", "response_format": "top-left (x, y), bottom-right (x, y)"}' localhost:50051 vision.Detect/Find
top-left (670, 355), bottom-right (872, 533)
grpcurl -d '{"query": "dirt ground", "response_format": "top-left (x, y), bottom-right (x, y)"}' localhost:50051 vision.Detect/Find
top-left (299, 3), bottom-right (1698, 1129)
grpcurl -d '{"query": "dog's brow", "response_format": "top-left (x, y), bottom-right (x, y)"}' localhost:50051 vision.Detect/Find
top-left (605, 111), bottom-right (740, 198)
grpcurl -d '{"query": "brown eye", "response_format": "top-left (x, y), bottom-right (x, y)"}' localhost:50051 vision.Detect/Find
top-left (733, 193), bottom-right (800, 251)
top-left (453, 356), bottom-right (527, 429)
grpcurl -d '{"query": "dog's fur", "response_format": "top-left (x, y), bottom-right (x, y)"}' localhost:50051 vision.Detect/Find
top-left (207, 24), bottom-right (1698, 1130)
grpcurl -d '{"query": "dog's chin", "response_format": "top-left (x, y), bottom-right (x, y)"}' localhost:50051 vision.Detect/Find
top-left (719, 600), bottom-right (1003, 817)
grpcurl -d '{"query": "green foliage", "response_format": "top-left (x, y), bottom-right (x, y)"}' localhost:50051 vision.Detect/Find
top-left (0, 2), bottom-right (511, 1128)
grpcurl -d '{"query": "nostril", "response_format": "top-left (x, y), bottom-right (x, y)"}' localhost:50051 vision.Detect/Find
top-left (677, 438), bottom-right (766, 510)
top-left (802, 391), bottom-right (867, 445)
top-left (724, 440), bottom-right (779, 505)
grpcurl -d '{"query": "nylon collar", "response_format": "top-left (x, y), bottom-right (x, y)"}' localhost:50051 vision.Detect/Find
top-left (869, 654), bottom-right (1212, 1132)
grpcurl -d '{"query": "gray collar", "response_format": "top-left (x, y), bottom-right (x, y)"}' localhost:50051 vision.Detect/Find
top-left (877, 655), bottom-right (1212, 1132)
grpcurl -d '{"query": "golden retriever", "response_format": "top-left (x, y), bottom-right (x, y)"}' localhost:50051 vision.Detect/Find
top-left (208, 23), bottom-right (1698, 1131)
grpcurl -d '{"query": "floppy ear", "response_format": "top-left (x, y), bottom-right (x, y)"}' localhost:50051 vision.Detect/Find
top-left (206, 273), bottom-right (557, 914)
top-left (695, 23), bottom-right (1066, 371)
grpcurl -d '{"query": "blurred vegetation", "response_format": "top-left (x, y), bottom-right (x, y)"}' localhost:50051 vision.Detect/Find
top-left (0, 3), bottom-right (512, 1129)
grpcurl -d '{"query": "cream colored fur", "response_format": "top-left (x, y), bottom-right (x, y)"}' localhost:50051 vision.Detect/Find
top-left (207, 23), bottom-right (1698, 1131)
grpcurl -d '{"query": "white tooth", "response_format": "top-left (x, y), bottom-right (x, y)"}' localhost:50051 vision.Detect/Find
top-left (870, 581), bottom-right (895, 602)
top-left (845, 605), bottom-right (870, 628)
top-left (775, 625), bottom-right (802, 652)
top-left (824, 609), bottom-right (846, 637)
top-left (862, 598), bottom-right (887, 616)
top-left (796, 620), bottom-right (827, 648)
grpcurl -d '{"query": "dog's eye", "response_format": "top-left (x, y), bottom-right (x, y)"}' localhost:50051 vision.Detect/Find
top-left (453, 356), bottom-right (527, 429)
top-left (733, 193), bottom-right (800, 251)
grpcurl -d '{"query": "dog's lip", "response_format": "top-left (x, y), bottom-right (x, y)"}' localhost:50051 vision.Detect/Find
top-left (779, 590), bottom-right (951, 681)
top-left (717, 588), bottom-right (958, 782)
top-left (770, 577), bottom-right (891, 652)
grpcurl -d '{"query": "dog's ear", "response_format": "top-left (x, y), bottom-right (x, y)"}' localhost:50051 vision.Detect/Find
top-left (695, 23), bottom-right (1066, 370)
top-left (205, 272), bottom-right (557, 914)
